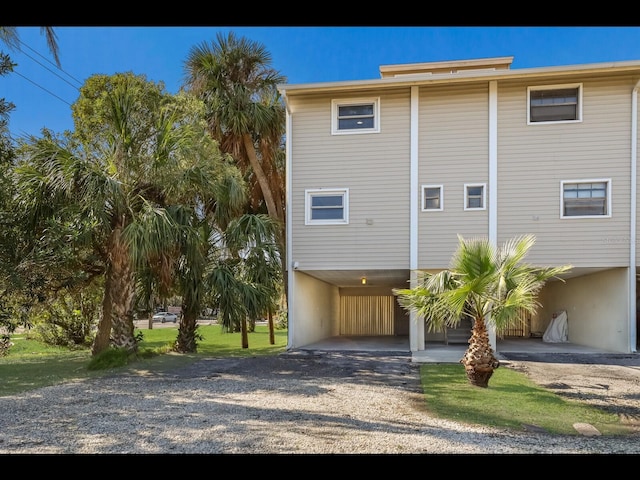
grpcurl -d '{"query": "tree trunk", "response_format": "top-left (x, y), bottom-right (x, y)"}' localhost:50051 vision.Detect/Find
top-left (147, 294), bottom-right (154, 329)
top-left (91, 227), bottom-right (137, 356)
top-left (175, 304), bottom-right (199, 353)
top-left (268, 310), bottom-right (275, 345)
top-left (242, 134), bottom-right (278, 220)
top-left (241, 317), bottom-right (249, 349)
top-left (460, 317), bottom-right (500, 388)
top-left (92, 277), bottom-right (113, 356)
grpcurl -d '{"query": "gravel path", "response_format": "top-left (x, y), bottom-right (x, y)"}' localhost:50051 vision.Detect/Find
top-left (0, 350), bottom-right (638, 454)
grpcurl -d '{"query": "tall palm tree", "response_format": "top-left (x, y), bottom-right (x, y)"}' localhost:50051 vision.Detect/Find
top-left (182, 32), bottom-right (288, 302)
top-left (395, 234), bottom-right (572, 388)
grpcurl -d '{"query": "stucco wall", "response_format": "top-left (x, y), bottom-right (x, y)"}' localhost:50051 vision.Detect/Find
top-left (288, 271), bottom-right (339, 348)
top-left (536, 268), bottom-right (629, 352)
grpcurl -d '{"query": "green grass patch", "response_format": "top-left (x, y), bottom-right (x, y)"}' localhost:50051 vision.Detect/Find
top-left (420, 364), bottom-right (632, 436)
top-left (0, 324), bottom-right (287, 397)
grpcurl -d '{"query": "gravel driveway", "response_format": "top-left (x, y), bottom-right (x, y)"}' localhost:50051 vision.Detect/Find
top-left (0, 350), bottom-right (639, 454)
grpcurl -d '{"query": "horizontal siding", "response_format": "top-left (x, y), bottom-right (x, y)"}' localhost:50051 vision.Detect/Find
top-left (290, 90), bottom-right (411, 270)
top-left (289, 72), bottom-right (639, 273)
top-left (418, 84), bottom-right (489, 268)
top-left (497, 75), bottom-right (633, 267)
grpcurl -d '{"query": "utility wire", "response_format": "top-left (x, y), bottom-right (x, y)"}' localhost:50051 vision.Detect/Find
top-left (17, 37), bottom-right (83, 88)
top-left (10, 70), bottom-right (72, 106)
top-left (5, 37), bottom-right (83, 139)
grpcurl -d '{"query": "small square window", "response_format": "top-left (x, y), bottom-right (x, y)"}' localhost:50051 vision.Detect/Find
top-left (464, 183), bottom-right (486, 211)
top-left (331, 98), bottom-right (380, 134)
top-left (305, 188), bottom-right (349, 225)
top-left (422, 185), bottom-right (443, 211)
top-left (528, 84), bottom-right (582, 124)
top-left (561, 179), bottom-right (610, 218)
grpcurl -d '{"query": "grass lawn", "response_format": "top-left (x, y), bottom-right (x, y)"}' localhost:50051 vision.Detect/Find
top-left (420, 364), bottom-right (633, 436)
top-left (0, 324), bottom-right (287, 396)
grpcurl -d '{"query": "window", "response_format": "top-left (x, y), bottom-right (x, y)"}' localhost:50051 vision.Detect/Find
top-left (422, 185), bottom-right (443, 211)
top-left (331, 98), bottom-right (380, 134)
top-left (561, 179), bottom-right (610, 218)
top-left (305, 188), bottom-right (349, 225)
top-left (528, 83), bottom-right (582, 124)
top-left (464, 183), bottom-right (486, 210)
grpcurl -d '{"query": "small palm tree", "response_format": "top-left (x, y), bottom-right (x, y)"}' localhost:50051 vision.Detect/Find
top-left (395, 234), bottom-right (572, 388)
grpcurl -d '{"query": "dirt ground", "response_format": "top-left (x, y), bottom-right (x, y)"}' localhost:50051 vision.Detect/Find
top-left (500, 353), bottom-right (640, 429)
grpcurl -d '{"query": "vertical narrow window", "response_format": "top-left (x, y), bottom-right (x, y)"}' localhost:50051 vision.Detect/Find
top-left (305, 188), bottom-right (349, 224)
top-left (561, 179), bottom-right (610, 218)
top-left (464, 183), bottom-right (486, 210)
top-left (331, 98), bottom-right (380, 134)
top-left (422, 185), bottom-right (443, 211)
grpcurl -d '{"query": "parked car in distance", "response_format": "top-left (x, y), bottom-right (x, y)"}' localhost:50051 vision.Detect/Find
top-left (152, 312), bottom-right (178, 323)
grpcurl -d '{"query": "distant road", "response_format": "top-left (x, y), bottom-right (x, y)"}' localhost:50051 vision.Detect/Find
top-left (134, 319), bottom-right (218, 330)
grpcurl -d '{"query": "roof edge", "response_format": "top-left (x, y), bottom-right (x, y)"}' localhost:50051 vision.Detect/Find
top-left (278, 59), bottom-right (640, 97)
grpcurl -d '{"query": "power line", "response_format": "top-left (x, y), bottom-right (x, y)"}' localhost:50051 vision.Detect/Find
top-left (10, 70), bottom-right (72, 106)
top-left (17, 38), bottom-right (83, 88)
top-left (4, 36), bottom-right (82, 139)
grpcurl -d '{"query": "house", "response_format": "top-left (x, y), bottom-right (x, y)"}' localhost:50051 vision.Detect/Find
top-left (277, 56), bottom-right (640, 355)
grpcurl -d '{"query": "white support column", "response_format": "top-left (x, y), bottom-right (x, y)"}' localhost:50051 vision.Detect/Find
top-left (488, 80), bottom-right (498, 350)
top-left (409, 85), bottom-right (424, 351)
top-left (629, 80), bottom-right (640, 353)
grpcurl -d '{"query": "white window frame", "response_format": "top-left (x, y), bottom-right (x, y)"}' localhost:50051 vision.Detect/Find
top-left (464, 183), bottom-right (486, 211)
top-left (305, 188), bottom-right (349, 225)
top-left (560, 178), bottom-right (611, 219)
top-left (331, 97), bottom-right (380, 135)
top-left (527, 83), bottom-right (582, 125)
top-left (422, 184), bottom-right (443, 211)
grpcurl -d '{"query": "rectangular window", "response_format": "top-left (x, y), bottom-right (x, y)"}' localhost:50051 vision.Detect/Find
top-left (305, 188), bottom-right (349, 225)
top-left (331, 97), bottom-right (380, 134)
top-left (422, 185), bottom-right (443, 211)
top-left (464, 183), bottom-right (486, 211)
top-left (528, 84), bottom-right (582, 124)
top-left (561, 179), bottom-right (610, 218)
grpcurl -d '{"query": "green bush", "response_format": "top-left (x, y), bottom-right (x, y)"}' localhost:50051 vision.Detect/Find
top-left (87, 347), bottom-right (134, 370)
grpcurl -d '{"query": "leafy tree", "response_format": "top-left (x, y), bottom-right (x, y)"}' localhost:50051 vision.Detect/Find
top-left (32, 282), bottom-right (102, 348)
top-left (0, 26), bottom-right (69, 340)
top-left (395, 234), bottom-right (571, 388)
top-left (14, 72), bottom-right (242, 356)
top-left (183, 32), bottom-right (288, 302)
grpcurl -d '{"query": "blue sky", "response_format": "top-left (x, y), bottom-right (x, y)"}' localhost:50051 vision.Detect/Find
top-left (4, 26), bottom-right (640, 139)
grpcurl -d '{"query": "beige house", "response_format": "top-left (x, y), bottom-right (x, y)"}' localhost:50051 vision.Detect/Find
top-left (277, 56), bottom-right (640, 355)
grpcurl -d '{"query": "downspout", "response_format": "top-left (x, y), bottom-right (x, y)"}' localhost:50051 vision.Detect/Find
top-left (409, 85), bottom-right (423, 351)
top-left (630, 79), bottom-right (640, 353)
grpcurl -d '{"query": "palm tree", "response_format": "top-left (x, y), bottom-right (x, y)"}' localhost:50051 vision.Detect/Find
top-left (395, 234), bottom-right (572, 388)
top-left (15, 73), bottom-right (239, 356)
top-left (202, 213), bottom-right (282, 350)
top-left (0, 27), bottom-right (60, 67)
top-left (182, 32), bottom-right (288, 302)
